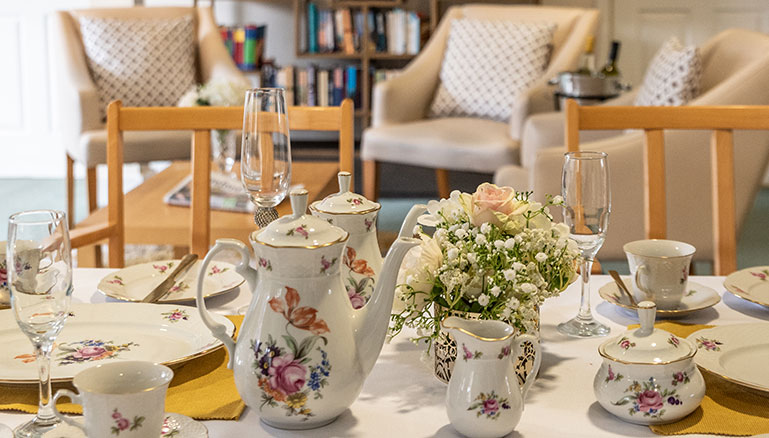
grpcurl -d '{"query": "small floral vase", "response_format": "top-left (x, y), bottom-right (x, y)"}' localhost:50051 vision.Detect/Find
top-left (434, 306), bottom-right (540, 385)
top-left (211, 129), bottom-right (238, 174)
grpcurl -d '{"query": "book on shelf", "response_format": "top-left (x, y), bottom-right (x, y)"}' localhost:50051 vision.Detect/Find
top-left (264, 64), bottom-right (374, 108)
top-left (219, 24), bottom-right (266, 70)
top-left (303, 2), bottom-right (423, 56)
top-left (164, 173), bottom-right (254, 214)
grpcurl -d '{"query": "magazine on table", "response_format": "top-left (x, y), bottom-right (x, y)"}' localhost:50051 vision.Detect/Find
top-left (164, 172), bottom-right (254, 213)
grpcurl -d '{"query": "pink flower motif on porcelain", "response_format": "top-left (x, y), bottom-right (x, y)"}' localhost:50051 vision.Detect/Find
top-left (695, 336), bottom-right (723, 352)
top-left (208, 265), bottom-right (229, 276)
top-left (110, 408), bottom-right (144, 435)
top-left (612, 377), bottom-right (682, 419)
top-left (466, 390), bottom-right (511, 419)
top-left (162, 308), bottom-right (189, 323)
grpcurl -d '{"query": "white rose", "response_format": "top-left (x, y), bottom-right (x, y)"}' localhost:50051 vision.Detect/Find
top-left (392, 237), bottom-right (442, 313)
top-left (477, 294), bottom-right (490, 306)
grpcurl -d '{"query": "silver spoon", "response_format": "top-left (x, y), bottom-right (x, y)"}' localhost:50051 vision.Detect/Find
top-left (609, 270), bottom-right (638, 307)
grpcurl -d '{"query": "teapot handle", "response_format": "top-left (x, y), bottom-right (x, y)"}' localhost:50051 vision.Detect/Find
top-left (196, 238), bottom-right (255, 369)
top-left (398, 204), bottom-right (427, 239)
top-left (512, 334), bottom-right (542, 400)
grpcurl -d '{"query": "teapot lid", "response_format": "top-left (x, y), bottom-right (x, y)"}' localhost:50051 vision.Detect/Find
top-left (599, 301), bottom-right (696, 364)
top-left (254, 189), bottom-right (348, 248)
top-left (310, 171), bottom-right (380, 215)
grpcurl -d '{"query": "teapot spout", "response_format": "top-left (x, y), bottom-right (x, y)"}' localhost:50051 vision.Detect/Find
top-left (353, 236), bottom-right (420, 375)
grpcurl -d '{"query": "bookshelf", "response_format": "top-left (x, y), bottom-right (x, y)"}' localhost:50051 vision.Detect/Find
top-left (293, 0), bottom-right (431, 126)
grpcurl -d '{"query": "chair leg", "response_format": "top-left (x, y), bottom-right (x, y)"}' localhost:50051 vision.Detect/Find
top-left (363, 160), bottom-right (380, 201)
top-left (66, 155), bottom-right (75, 229)
top-left (436, 168), bottom-right (451, 199)
top-left (85, 166), bottom-right (102, 267)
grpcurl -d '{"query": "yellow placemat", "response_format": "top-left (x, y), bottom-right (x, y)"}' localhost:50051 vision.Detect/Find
top-left (626, 322), bottom-right (769, 436)
top-left (0, 315), bottom-right (245, 421)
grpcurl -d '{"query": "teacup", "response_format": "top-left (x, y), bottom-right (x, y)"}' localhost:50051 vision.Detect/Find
top-left (52, 361), bottom-right (173, 438)
top-left (623, 239), bottom-right (695, 310)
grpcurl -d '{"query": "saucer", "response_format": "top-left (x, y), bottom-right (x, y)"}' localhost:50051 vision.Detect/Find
top-left (723, 266), bottom-right (769, 309)
top-left (44, 413), bottom-right (208, 438)
top-left (599, 277), bottom-right (721, 317)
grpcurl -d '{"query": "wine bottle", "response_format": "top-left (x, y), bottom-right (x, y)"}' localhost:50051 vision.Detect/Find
top-left (601, 41), bottom-right (621, 77)
top-left (577, 36), bottom-right (596, 75)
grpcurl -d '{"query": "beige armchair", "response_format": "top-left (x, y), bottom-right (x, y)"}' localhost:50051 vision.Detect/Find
top-left (494, 29), bottom-right (769, 264)
top-left (361, 5), bottom-right (599, 200)
top-left (52, 7), bottom-right (247, 227)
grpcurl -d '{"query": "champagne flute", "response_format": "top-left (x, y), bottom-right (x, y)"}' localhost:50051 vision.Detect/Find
top-left (557, 152), bottom-right (611, 338)
top-left (8, 210), bottom-right (72, 438)
top-left (241, 88), bottom-right (292, 227)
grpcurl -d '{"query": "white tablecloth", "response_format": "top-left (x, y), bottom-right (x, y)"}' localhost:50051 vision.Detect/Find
top-left (2, 270), bottom-right (768, 437)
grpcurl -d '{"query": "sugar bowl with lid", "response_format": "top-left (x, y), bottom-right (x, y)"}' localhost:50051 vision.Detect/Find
top-left (593, 301), bottom-right (705, 425)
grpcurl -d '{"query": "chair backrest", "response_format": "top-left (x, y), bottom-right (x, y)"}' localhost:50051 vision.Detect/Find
top-left (83, 99), bottom-right (354, 267)
top-left (564, 99), bottom-right (769, 275)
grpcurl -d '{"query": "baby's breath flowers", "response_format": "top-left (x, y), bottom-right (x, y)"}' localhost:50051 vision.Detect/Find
top-left (390, 183), bottom-right (579, 352)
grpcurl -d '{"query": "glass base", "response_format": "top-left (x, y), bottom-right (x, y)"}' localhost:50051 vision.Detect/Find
top-left (557, 317), bottom-right (610, 338)
top-left (14, 415), bottom-right (60, 438)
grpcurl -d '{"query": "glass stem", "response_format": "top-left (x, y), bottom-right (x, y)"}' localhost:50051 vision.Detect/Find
top-left (35, 343), bottom-right (55, 421)
top-left (576, 258), bottom-right (594, 323)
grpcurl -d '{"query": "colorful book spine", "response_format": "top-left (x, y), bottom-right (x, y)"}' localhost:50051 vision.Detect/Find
top-left (244, 25), bottom-right (257, 70)
top-left (233, 28), bottom-right (246, 68)
top-left (308, 2), bottom-right (319, 54)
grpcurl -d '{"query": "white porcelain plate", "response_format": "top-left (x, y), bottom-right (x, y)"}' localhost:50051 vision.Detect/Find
top-left (46, 413), bottom-right (208, 438)
top-left (599, 277), bottom-right (721, 317)
top-left (723, 266), bottom-right (769, 309)
top-left (98, 260), bottom-right (244, 304)
top-left (687, 323), bottom-right (769, 394)
top-left (0, 303), bottom-right (234, 384)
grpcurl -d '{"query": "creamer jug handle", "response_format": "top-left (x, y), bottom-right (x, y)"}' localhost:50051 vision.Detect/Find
top-left (196, 238), bottom-right (255, 369)
top-left (512, 334), bottom-right (542, 400)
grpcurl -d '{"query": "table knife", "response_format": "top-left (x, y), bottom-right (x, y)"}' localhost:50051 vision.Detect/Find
top-left (141, 254), bottom-right (198, 303)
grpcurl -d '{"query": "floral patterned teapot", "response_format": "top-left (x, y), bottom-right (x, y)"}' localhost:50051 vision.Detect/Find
top-left (195, 189), bottom-right (419, 430)
top-left (441, 316), bottom-right (542, 438)
top-left (310, 171), bottom-right (426, 308)
top-left (593, 301), bottom-right (705, 425)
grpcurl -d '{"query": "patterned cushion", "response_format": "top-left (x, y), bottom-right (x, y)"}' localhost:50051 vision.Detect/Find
top-left (429, 19), bottom-right (555, 122)
top-left (634, 38), bottom-right (702, 106)
top-left (79, 15), bottom-right (198, 121)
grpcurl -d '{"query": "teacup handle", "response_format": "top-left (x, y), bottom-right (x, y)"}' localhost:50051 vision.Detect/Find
top-left (634, 264), bottom-right (652, 300)
top-left (196, 238), bottom-right (255, 369)
top-left (52, 389), bottom-right (85, 431)
top-left (512, 334), bottom-right (542, 400)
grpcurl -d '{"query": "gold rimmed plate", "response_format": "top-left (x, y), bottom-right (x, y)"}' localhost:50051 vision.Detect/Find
top-left (0, 303), bottom-right (234, 384)
top-left (723, 266), bottom-right (769, 309)
top-left (687, 323), bottom-right (769, 395)
top-left (599, 277), bottom-right (721, 317)
top-left (98, 259), bottom-right (244, 304)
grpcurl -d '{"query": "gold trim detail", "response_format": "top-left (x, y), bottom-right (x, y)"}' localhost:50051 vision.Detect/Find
top-left (598, 343), bottom-right (696, 365)
top-left (440, 317), bottom-right (514, 342)
top-left (309, 200), bottom-right (381, 215)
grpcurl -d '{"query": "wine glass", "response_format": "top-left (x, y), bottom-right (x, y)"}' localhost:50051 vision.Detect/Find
top-left (8, 210), bottom-right (72, 438)
top-left (557, 151), bottom-right (611, 338)
top-left (241, 88), bottom-right (292, 227)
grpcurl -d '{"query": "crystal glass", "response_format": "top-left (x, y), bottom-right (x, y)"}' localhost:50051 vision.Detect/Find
top-left (8, 210), bottom-right (72, 437)
top-left (557, 151), bottom-right (611, 338)
top-left (241, 88), bottom-right (292, 227)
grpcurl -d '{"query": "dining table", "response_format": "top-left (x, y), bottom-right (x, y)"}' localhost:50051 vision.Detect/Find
top-left (1, 271), bottom-right (767, 437)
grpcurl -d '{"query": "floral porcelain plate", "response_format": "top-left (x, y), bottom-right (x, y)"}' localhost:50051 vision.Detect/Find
top-left (723, 266), bottom-right (769, 308)
top-left (46, 413), bottom-right (208, 438)
top-left (599, 277), bottom-right (721, 317)
top-left (0, 303), bottom-right (234, 384)
top-left (687, 323), bottom-right (769, 394)
top-left (98, 260), bottom-right (244, 304)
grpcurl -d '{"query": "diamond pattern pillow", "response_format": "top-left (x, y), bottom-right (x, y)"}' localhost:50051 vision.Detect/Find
top-left (634, 37), bottom-right (702, 106)
top-left (429, 19), bottom-right (555, 122)
top-left (79, 15), bottom-right (198, 121)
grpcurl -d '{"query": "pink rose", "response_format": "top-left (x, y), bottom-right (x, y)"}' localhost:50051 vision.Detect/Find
top-left (73, 346), bottom-right (106, 359)
top-left (470, 183), bottom-right (525, 228)
top-left (348, 289), bottom-right (365, 309)
top-left (637, 390), bottom-right (663, 413)
top-left (268, 354), bottom-right (306, 396)
top-left (620, 340), bottom-right (631, 349)
top-left (112, 411), bottom-right (121, 420)
top-left (483, 398), bottom-right (499, 415)
top-left (117, 418), bottom-right (130, 430)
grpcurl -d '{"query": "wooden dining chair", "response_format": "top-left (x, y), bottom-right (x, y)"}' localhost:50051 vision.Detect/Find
top-left (563, 99), bottom-right (769, 275)
top-left (71, 99), bottom-right (355, 268)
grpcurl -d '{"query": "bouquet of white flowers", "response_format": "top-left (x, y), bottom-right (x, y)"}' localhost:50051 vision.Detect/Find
top-left (390, 183), bottom-right (580, 353)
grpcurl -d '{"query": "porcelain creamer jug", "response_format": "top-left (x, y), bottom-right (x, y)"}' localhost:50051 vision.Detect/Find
top-left (442, 316), bottom-right (542, 438)
top-left (196, 189), bottom-right (419, 430)
top-left (310, 171), bottom-right (426, 308)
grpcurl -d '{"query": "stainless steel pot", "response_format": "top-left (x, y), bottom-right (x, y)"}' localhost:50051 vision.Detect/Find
top-left (548, 72), bottom-right (626, 97)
